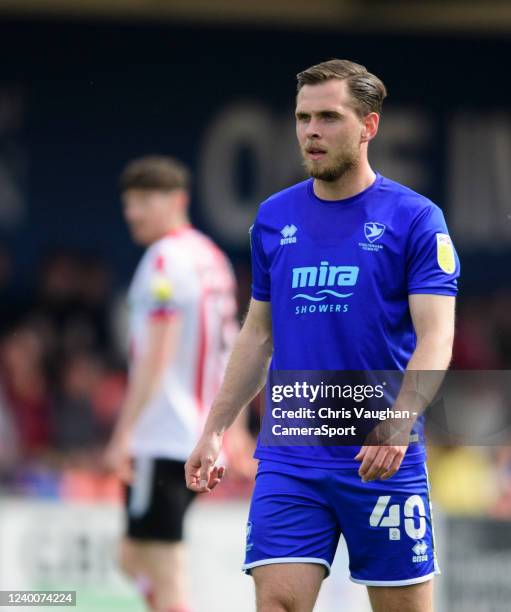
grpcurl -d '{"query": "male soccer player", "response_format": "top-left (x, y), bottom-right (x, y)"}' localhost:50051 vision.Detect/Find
top-left (105, 156), bottom-right (239, 612)
top-left (185, 60), bottom-right (459, 612)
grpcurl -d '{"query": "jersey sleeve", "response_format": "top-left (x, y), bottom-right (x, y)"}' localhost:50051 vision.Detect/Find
top-left (250, 220), bottom-right (271, 301)
top-left (146, 250), bottom-right (180, 319)
top-left (406, 204), bottom-right (460, 296)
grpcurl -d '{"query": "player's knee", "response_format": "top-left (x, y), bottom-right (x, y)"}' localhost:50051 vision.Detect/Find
top-left (255, 583), bottom-right (297, 612)
top-left (256, 594), bottom-right (294, 612)
top-left (118, 540), bottom-right (138, 578)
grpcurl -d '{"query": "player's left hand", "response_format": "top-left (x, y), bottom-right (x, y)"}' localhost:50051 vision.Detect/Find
top-left (185, 432), bottom-right (225, 493)
top-left (355, 419), bottom-right (411, 481)
top-left (355, 444), bottom-right (407, 482)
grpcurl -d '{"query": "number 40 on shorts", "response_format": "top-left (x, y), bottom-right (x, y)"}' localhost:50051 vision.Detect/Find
top-left (369, 495), bottom-right (427, 541)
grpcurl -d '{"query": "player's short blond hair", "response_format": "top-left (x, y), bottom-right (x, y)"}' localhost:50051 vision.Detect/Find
top-left (296, 59), bottom-right (387, 117)
top-left (120, 155), bottom-right (190, 193)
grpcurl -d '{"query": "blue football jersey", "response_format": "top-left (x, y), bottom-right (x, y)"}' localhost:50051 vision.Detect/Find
top-left (250, 173), bottom-right (460, 468)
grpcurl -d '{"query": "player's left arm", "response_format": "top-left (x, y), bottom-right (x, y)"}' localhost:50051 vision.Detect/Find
top-left (356, 293), bottom-right (456, 482)
top-left (104, 314), bottom-right (179, 481)
top-left (406, 293), bottom-right (455, 369)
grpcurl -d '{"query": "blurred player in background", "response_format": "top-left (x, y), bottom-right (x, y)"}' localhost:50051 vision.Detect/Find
top-left (186, 60), bottom-right (459, 612)
top-left (105, 156), bottom-right (240, 612)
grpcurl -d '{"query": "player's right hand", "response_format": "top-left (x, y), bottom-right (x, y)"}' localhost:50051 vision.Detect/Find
top-left (103, 432), bottom-right (133, 484)
top-left (185, 432), bottom-right (225, 493)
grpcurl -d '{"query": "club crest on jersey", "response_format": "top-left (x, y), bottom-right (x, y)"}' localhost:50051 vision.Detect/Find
top-left (280, 224), bottom-right (298, 245)
top-left (364, 222), bottom-right (386, 243)
top-left (359, 222), bottom-right (385, 252)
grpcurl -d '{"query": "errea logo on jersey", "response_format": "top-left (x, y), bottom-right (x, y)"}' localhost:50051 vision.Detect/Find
top-left (280, 224), bottom-right (297, 245)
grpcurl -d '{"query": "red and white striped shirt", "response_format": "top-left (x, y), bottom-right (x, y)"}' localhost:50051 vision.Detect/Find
top-left (127, 226), bottom-right (238, 460)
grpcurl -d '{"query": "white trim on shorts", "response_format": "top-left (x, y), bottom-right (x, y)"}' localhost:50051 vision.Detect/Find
top-left (128, 456), bottom-right (155, 518)
top-left (242, 557), bottom-right (331, 577)
top-left (350, 567), bottom-right (440, 587)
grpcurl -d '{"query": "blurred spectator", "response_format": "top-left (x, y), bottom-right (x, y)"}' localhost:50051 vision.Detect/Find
top-left (0, 324), bottom-right (51, 458)
top-left (452, 296), bottom-right (501, 369)
top-left (491, 289), bottom-right (511, 369)
top-left (50, 349), bottom-right (125, 463)
top-left (0, 385), bottom-right (19, 478)
top-left (490, 447), bottom-right (511, 519)
top-left (90, 368), bottom-right (126, 438)
top-left (75, 255), bottom-right (114, 353)
top-left (0, 245), bottom-right (24, 336)
top-left (51, 350), bottom-right (104, 455)
top-left (30, 251), bottom-right (114, 369)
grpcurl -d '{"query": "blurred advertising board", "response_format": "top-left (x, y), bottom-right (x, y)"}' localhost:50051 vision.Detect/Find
top-left (0, 498), bottom-right (142, 611)
top-left (436, 514), bottom-right (511, 612)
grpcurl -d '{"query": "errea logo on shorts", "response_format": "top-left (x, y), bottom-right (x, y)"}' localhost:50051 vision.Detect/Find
top-left (280, 224), bottom-right (298, 245)
top-left (412, 541), bottom-right (428, 563)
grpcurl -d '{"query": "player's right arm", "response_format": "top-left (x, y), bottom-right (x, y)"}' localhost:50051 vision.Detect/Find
top-left (103, 312), bottom-right (179, 482)
top-left (185, 297), bottom-right (272, 493)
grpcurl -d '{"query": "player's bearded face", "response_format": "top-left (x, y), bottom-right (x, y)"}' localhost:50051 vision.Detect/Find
top-left (301, 138), bottom-right (360, 182)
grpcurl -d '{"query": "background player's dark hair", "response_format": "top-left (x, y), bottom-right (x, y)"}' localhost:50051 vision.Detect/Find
top-left (119, 155), bottom-right (191, 193)
top-left (296, 59), bottom-right (387, 117)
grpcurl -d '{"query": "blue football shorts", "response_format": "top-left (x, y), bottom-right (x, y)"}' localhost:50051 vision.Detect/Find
top-left (242, 459), bottom-right (440, 586)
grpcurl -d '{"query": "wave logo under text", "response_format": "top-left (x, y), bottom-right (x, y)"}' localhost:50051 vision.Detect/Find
top-left (291, 262), bottom-right (359, 301)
